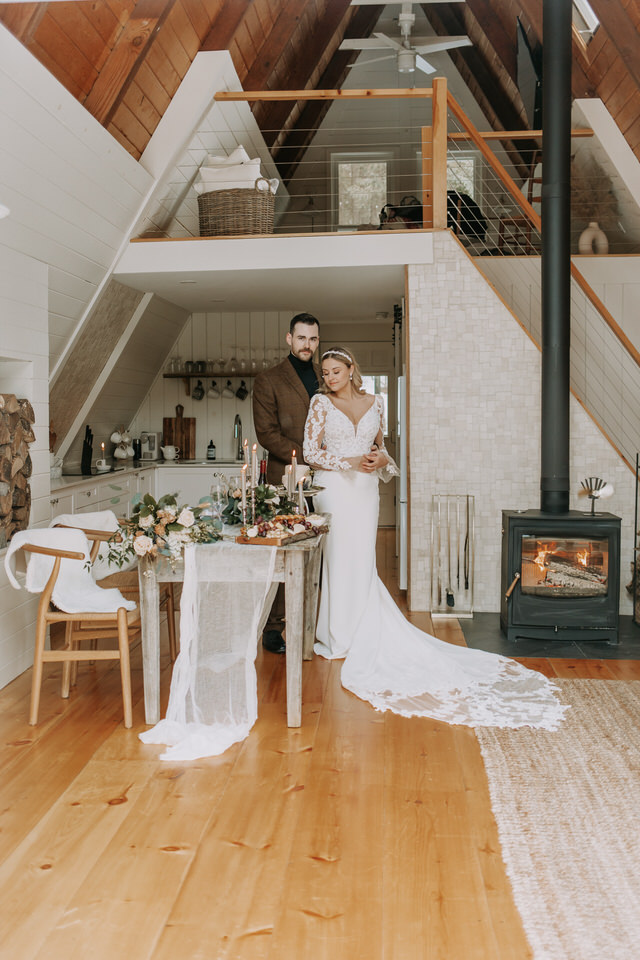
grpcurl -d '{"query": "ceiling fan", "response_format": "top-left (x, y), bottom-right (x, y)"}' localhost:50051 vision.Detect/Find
top-left (341, 1), bottom-right (471, 76)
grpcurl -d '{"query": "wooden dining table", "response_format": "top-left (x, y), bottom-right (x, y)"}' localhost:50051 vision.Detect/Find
top-left (136, 530), bottom-right (326, 728)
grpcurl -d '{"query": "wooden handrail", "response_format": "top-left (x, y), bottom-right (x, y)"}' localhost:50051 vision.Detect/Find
top-left (446, 89), bottom-right (640, 372)
top-left (215, 88), bottom-right (432, 101)
top-left (448, 128), bottom-right (593, 141)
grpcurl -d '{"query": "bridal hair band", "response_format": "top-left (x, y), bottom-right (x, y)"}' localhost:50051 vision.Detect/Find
top-left (321, 348), bottom-right (353, 363)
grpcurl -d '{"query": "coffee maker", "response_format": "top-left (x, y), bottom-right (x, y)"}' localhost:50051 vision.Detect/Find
top-left (139, 431), bottom-right (162, 460)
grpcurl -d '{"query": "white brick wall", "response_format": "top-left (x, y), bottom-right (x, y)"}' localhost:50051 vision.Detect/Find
top-left (407, 233), bottom-right (636, 614)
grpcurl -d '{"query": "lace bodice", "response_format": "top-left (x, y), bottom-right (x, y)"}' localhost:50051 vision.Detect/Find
top-left (303, 393), bottom-right (399, 481)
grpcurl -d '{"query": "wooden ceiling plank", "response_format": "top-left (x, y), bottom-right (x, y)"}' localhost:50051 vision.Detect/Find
top-left (587, 0), bottom-right (640, 89)
top-left (441, 0), bottom-right (517, 80)
top-left (242, 0), bottom-right (309, 91)
top-left (181, 0), bottom-right (213, 38)
top-left (0, 3), bottom-right (48, 44)
top-left (201, 0), bottom-right (259, 51)
top-left (268, 4), bottom-right (383, 179)
top-left (32, 13), bottom-right (98, 98)
top-left (122, 78), bottom-right (162, 136)
top-left (168, 1), bottom-right (202, 59)
top-left (135, 58), bottom-right (173, 116)
top-left (84, 0), bottom-right (179, 127)
top-left (27, 37), bottom-right (86, 100)
top-left (257, 0), bottom-right (357, 145)
top-left (78, 1), bottom-right (123, 46)
top-left (158, 5), bottom-right (194, 72)
top-left (47, 3), bottom-right (113, 72)
top-left (109, 99), bottom-right (152, 156)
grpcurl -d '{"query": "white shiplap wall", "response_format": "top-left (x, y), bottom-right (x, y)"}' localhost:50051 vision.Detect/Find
top-left (0, 244), bottom-right (50, 689)
top-left (130, 310), bottom-right (301, 462)
top-left (0, 23), bottom-right (153, 374)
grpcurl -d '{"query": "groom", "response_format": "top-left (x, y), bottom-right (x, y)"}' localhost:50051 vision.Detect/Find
top-left (253, 312), bottom-right (320, 653)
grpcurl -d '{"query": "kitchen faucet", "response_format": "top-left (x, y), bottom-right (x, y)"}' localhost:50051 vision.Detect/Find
top-left (233, 414), bottom-right (243, 460)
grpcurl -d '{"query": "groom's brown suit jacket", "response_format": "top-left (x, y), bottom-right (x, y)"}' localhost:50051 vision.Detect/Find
top-left (253, 358), bottom-right (316, 485)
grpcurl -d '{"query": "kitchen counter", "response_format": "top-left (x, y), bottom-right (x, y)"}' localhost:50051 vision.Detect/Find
top-left (51, 463), bottom-right (155, 494)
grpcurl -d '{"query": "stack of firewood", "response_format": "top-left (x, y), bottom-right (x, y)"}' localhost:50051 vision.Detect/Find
top-left (0, 393), bottom-right (35, 548)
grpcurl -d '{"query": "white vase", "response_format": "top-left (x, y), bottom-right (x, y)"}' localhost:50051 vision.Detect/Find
top-left (578, 221), bottom-right (608, 255)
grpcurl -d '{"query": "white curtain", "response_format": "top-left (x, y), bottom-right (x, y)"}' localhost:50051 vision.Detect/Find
top-left (140, 542), bottom-right (277, 760)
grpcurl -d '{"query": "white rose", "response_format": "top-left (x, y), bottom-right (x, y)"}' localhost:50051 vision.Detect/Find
top-left (177, 508), bottom-right (195, 527)
top-left (133, 535), bottom-right (154, 556)
top-left (246, 525), bottom-right (258, 538)
top-left (139, 513), bottom-right (155, 529)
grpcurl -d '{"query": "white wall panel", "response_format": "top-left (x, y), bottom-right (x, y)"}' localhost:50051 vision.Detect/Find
top-left (0, 244), bottom-right (49, 690)
top-left (0, 24), bottom-right (153, 373)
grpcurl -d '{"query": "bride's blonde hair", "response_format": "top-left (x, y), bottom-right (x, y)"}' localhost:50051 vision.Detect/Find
top-left (319, 346), bottom-right (366, 395)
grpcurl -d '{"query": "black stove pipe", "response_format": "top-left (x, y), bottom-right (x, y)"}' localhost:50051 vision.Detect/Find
top-left (540, 0), bottom-right (572, 514)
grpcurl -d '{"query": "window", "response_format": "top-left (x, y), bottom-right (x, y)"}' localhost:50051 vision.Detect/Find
top-left (447, 150), bottom-right (480, 201)
top-left (573, 0), bottom-right (599, 44)
top-left (361, 374), bottom-right (389, 435)
top-left (331, 153), bottom-right (391, 229)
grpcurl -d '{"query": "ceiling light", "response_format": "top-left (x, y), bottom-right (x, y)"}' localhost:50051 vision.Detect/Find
top-left (397, 49), bottom-right (416, 73)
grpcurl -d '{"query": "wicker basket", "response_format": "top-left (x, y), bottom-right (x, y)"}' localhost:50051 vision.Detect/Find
top-left (198, 178), bottom-right (275, 237)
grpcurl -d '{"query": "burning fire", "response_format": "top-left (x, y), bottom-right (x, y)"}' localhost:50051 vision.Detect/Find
top-left (534, 548), bottom-right (551, 571)
top-left (577, 549), bottom-right (589, 567)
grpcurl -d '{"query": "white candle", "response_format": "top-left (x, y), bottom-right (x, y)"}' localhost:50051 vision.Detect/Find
top-left (101, 442), bottom-right (105, 454)
top-left (297, 478), bottom-right (305, 513)
top-left (286, 464), bottom-right (293, 499)
top-left (243, 437), bottom-right (249, 465)
top-left (291, 449), bottom-right (297, 475)
top-left (241, 463), bottom-right (247, 521)
top-left (251, 443), bottom-right (258, 487)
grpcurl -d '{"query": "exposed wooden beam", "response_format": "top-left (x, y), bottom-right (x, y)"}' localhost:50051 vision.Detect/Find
top-left (254, 0), bottom-right (360, 147)
top-left (200, 0), bottom-right (258, 52)
top-left (257, 3), bottom-right (383, 169)
top-left (83, 0), bottom-right (178, 126)
top-left (241, 0), bottom-right (310, 91)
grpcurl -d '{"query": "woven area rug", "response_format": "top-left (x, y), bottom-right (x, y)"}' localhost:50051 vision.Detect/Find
top-left (476, 679), bottom-right (640, 960)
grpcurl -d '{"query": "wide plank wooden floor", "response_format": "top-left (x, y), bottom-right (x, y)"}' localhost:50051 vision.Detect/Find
top-left (1, 529), bottom-right (638, 960)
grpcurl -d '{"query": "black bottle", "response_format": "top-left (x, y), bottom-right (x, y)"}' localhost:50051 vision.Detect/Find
top-left (207, 440), bottom-right (216, 461)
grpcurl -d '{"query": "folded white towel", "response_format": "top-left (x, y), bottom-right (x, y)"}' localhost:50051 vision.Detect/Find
top-left (49, 510), bottom-right (137, 580)
top-left (4, 528), bottom-right (137, 614)
top-left (204, 145), bottom-right (251, 167)
top-left (194, 159), bottom-right (262, 194)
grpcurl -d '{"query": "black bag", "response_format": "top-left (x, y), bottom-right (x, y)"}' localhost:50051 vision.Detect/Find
top-left (447, 190), bottom-right (487, 240)
top-left (379, 195), bottom-right (423, 228)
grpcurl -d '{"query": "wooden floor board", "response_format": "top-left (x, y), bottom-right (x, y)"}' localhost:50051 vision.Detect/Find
top-left (0, 529), bottom-right (632, 959)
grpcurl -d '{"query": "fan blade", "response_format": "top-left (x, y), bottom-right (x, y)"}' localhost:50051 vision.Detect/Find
top-left (346, 54), bottom-right (397, 68)
top-left (414, 37), bottom-right (472, 55)
top-left (373, 31), bottom-right (406, 51)
top-left (415, 55), bottom-right (437, 75)
top-left (339, 38), bottom-right (397, 50)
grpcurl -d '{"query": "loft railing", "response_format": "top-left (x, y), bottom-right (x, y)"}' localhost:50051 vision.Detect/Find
top-left (209, 83), bottom-right (640, 468)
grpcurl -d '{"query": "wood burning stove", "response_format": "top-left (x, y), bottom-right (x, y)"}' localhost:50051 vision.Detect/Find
top-left (501, 510), bottom-right (620, 643)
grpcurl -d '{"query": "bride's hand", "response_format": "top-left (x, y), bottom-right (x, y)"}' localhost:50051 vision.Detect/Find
top-left (359, 450), bottom-right (385, 473)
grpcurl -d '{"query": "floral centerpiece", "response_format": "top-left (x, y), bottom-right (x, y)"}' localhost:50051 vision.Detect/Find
top-left (222, 482), bottom-right (298, 526)
top-left (108, 492), bottom-right (221, 566)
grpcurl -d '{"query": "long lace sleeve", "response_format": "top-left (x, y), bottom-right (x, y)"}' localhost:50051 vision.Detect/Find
top-left (303, 395), bottom-right (353, 471)
top-left (374, 396), bottom-right (400, 483)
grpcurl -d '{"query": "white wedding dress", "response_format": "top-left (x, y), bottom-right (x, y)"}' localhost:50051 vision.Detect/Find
top-left (303, 393), bottom-right (568, 730)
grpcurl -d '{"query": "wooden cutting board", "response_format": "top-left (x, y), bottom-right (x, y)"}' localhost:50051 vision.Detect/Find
top-left (163, 404), bottom-right (196, 460)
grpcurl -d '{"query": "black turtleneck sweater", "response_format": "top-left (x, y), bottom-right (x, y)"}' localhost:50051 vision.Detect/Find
top-left (288, 352), bottom-right (318, 398)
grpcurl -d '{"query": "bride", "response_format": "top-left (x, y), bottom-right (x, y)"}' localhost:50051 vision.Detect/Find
top-left (303, 346), bottom-right (567, 729)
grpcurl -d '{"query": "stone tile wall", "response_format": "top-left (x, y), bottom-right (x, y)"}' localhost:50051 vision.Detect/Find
top-left (407, 233), bottom-right (636, 614)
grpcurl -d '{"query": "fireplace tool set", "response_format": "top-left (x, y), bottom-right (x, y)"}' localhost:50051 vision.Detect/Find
top-left (431, 494), bottom-right (475, 617)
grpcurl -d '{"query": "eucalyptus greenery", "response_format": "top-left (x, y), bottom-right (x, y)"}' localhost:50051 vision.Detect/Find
top-left (107, 492), bottom-right (221, 566)
top-left (222, 483), bottom-right (299, 526)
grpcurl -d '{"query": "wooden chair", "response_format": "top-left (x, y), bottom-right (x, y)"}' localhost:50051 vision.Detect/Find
top-left (18, 541), bottom-right (139, 728)
top-left (498, 152), bottom-right (542, 254)
top-left (54, 523), bottom-right (178, 662)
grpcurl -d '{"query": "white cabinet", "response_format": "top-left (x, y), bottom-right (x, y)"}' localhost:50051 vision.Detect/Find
top-left (133, 469), bottom-right (155, 502)
top-left (49, 492), bottom-right (74, 520)
top-left (155, 467), bottom-right (218, 506)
